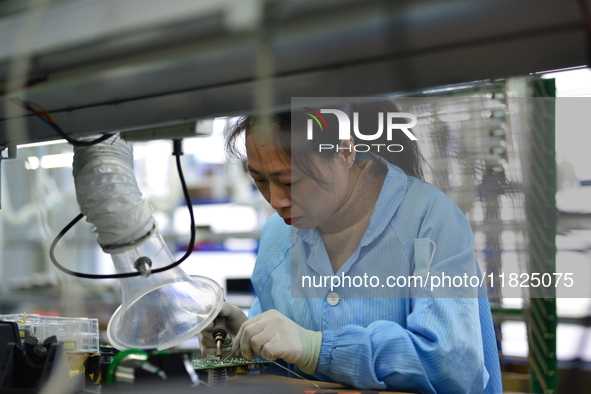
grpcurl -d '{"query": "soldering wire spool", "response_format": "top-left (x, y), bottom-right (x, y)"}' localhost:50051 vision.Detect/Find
top-left (72, 134), bottom-right (224, 350)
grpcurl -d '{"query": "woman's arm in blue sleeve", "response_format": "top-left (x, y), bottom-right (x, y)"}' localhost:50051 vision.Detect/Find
top-left (317, 186), bottom-right (490, 393)
top-left (317, 297), bottom-right (487, 393)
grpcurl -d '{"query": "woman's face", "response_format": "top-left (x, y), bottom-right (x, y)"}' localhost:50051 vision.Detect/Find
top-left (245, 133), bottom-right (355, 230)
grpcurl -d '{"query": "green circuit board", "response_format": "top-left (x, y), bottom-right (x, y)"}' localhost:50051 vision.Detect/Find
top-left (192, 356), bottom-right (269, 370)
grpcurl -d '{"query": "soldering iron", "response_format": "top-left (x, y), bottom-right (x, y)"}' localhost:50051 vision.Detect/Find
top-left (211, 317), bottom-right (227, 360)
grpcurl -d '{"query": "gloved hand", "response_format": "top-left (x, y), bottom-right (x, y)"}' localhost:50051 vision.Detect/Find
top-left (231, 309), bottom-right (322, 375)
top-left (198, 302), bottom-right (248, 358)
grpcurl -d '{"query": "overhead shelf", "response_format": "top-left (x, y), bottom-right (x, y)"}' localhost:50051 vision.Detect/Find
top-left (0, 0), bottom-right (586, 145)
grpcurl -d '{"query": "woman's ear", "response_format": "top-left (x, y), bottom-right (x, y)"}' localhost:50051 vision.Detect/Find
top-left (336, 138), bottom-right (356, 168)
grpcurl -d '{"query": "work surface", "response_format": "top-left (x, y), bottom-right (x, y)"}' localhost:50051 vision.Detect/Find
top-left (224, 374), bottom-right (408, 393)
top-left (93, 374), bottom-right (410, 393)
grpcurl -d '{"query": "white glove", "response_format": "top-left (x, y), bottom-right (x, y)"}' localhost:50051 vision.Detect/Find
top-left (198, 302), bottom-right (248, 358)
top-left (231, 309), bottom-right (322, 375)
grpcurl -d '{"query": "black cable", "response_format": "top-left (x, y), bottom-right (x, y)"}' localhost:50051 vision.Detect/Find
top-left (49, 139), bottom-right (196, 279)
top-left (46, 120), bottom-right (115, 147)
top-left (152, 141), bottom-right (196, 273)
top-left (11, 99), bottom-right (114, 147)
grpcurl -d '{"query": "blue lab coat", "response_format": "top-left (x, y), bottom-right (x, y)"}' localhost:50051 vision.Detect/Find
top-left (249, 156), bottom-right (502, 393)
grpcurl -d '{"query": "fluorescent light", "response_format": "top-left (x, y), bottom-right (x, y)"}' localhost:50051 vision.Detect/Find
top-left (224, 238), bottom-right (258, 251)
top-left (17, 140), bottom-right (67, 149)
top-left (25, 156), bottom-right (40, 170)
top-left (173, 203), bottom-right (258, 234)
top-left (40, 153), bottom-right (74, 169)
top-left (25, 153), bottom-right (74, 169)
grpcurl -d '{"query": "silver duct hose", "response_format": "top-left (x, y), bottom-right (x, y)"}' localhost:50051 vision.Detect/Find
top-left (72, 135), bottom-right (154, 252)
top-left (69, 133), bottom-right (223, 350)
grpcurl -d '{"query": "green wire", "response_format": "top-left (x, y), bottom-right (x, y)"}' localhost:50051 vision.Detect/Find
top-left (105, 349), bottom-right (149, 385)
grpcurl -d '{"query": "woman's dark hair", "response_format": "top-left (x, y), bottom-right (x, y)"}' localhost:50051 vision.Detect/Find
top-left (225, 98), bottom-right (425, 184)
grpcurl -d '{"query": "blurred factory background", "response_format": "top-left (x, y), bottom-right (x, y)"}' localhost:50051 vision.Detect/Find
top-left (1, 0), bottom-right (591, 393)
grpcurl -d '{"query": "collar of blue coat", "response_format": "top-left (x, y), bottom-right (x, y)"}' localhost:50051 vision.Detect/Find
top-left (294, 152), bottom-right (410, 248)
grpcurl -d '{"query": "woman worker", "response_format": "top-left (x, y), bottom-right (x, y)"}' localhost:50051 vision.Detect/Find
top-left (199, 99), bottom-right (502, 393)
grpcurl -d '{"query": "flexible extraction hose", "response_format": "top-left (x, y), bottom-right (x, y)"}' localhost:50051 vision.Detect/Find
top-left (52, 134), bottom-right (196, 278)
top-left (69, 133), bottom-right (223, 350)
top-left (72, 134), bottom-right (155, 252)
